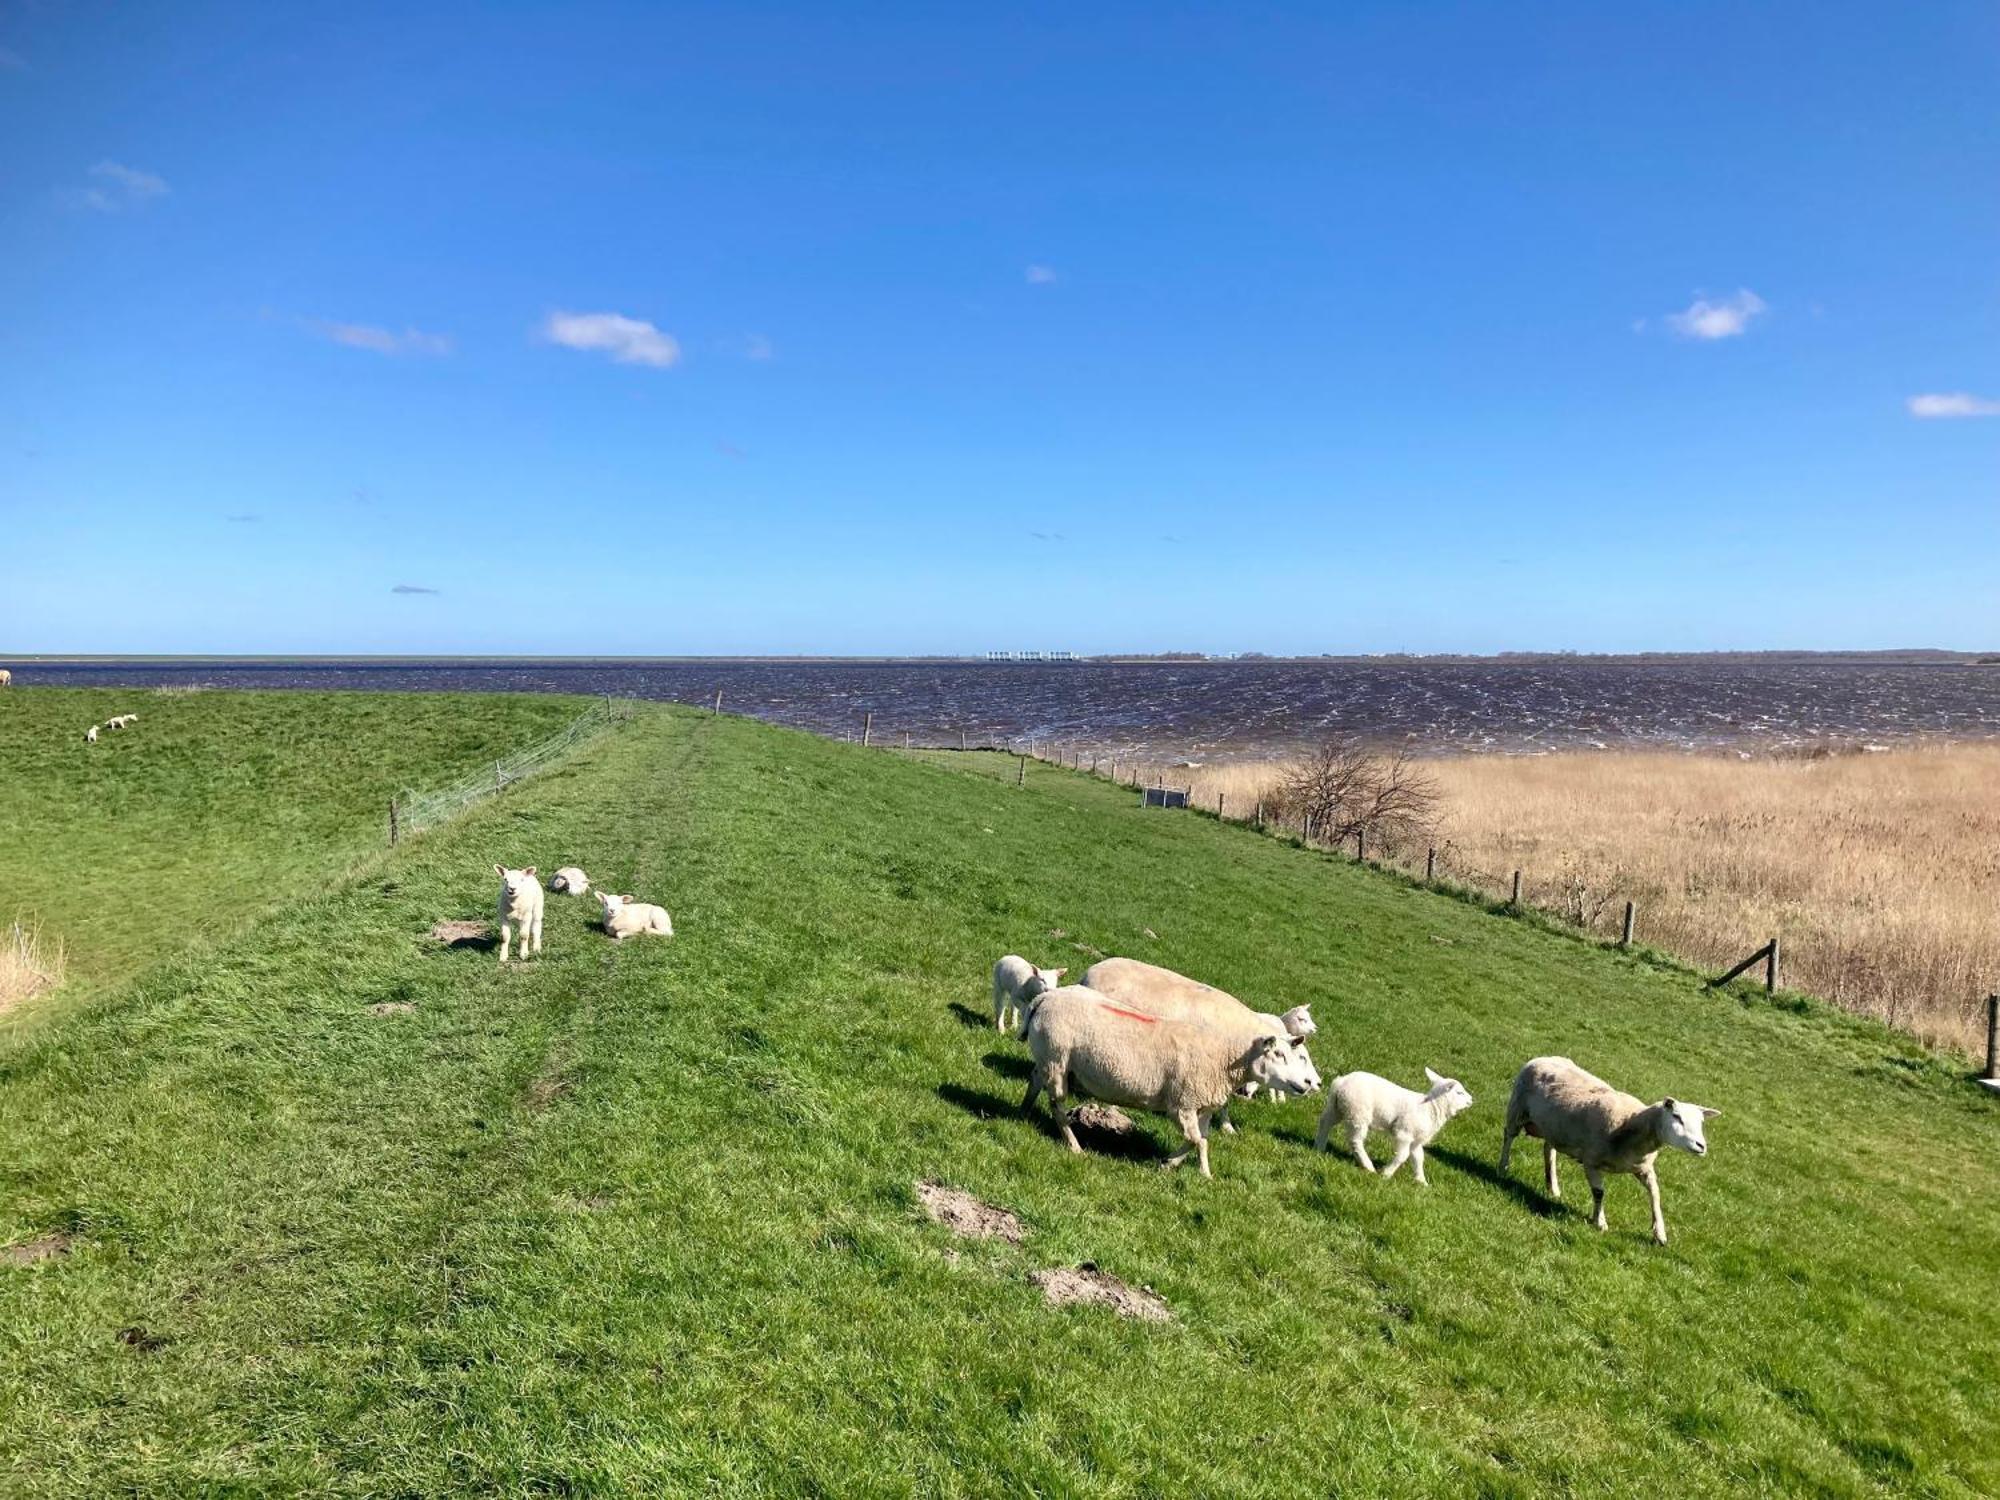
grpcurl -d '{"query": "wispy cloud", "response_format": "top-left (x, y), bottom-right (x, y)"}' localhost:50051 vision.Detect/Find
top-left (305, 319), bottom-right (453, 357)
top-left (1907, 392), bottom-right (2000, 419)
top-left (721, 332), bottom-right (774, 361)
top-left (391, 583), bottom-right (440, 595)
top-left (1024, 265), bottom-right (1059, 285)
top-left (541, 310), bottom-right (680, 368)
top-left (73, 159), bottom-right (170, 212)
top-left (1029, 530), bottom-right (1067, 542)
top-left (1663, 288), bottom-right (1767, 340)
top-left (225, 513), bottom-right (261, 524)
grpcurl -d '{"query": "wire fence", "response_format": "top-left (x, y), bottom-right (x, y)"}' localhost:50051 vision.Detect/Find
top-left (391, 696), bottom-right (634, 842)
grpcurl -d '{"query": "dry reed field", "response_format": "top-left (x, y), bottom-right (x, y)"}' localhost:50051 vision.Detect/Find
top-left (1084, 744), bottom-right (2000, 1056)
top-left (0, 921), bottom-right (65, 1017)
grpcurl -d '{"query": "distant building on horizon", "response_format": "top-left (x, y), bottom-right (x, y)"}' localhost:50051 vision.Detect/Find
top-left (986, 650), bottom-right (1076, 662)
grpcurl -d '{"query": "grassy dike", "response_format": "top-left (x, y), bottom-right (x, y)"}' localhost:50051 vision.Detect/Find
top-left (2, 699), bottom-right (1998, 1495)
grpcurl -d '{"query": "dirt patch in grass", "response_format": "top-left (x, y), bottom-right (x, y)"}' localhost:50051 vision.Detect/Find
top-left (1070, 1104), bottom-right (1137, 1136)
top-left (368, 1001), bottom-right (416, 1017)
top-left (2, 1232), bottom-right (74, 1267)
top-left (429, 919), bottom-right (490, 948)
top-left (116, 1325), bottom-right (169, 1352)
top-left (524, 1072), bottom-right (573, 1112)
top-left (915, 1181), bottom-right (1026, 1244)
top-left (1029, 1262), bottom-right (1171, 1322)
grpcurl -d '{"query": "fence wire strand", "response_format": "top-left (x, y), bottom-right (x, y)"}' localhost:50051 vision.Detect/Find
top-left (395, 698), bottom-right (628, 838)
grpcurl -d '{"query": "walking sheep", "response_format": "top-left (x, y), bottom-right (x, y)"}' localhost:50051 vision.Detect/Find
top-left (495, 865), bottom-right (545, 962)
top-left (1499, 1056), bottom-right (1719, 1244)
top-left (549, 866), bottom-right (590, 896)
top-left (1314, 1067), bottom-right (1474, 1184)
top-left (992, 954), bottom-right (1065, 1033)
top-left (595, 890), bottom-right (673, 940)
top-left (1020, 985), bottom-right (1318, 1177)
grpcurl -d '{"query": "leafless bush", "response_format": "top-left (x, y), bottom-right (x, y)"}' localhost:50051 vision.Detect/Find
top-left (1278, 737), bottom-right (1439, 848)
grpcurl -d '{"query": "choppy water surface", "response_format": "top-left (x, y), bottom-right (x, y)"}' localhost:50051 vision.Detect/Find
top-left (22, 658), bottom-right (2000, 760)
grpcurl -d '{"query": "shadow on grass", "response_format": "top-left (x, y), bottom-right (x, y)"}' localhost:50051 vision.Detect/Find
top-left (946, 1002), bottom-right (990, 1030)
top-left (1428, 1145), bottom-right (1565, 1219)
top-left (980, 1051), bottom-right (1031, 1081)
top-left (933, 1081), bottom-right (1169, 1164)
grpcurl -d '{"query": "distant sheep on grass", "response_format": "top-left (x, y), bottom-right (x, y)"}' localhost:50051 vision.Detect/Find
top-left (992, 954), bottom-right (1064, 1033)
top-left (549, 867), bottom-right (590, 896)
top-left (1315, 1067), bottom-right (1475, 1184)
top-left (84, 725), bottom-right (98, 745)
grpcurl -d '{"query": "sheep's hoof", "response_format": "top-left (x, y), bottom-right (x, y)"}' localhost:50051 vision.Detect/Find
top-left (1220, 1121), bottom-right (1237, 1135)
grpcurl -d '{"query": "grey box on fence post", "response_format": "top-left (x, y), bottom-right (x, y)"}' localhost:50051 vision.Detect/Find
top-left (1143, 787), bottom-right (1189, 809)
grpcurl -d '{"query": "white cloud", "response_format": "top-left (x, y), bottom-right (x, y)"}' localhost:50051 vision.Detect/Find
top-left (1907, 392), bottom-right (2000, 419)
top-left (391, 583), bottom-right (440, 595)
top-left (307, 319), bottom-right (453, 357)
top-left (541, 310), bottom-right (680, 368)
top-left (1024, 264), bottom-right (1059, 285)
top-left (1664, 288), bottom-right (1767, 340)
top-left (740, 332), bottom-right (773, 360)
top-left (71, 159), bottom-right (171, 212)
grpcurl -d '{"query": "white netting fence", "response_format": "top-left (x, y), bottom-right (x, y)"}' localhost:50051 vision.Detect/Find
top-left (393, 697), bottom-right (632, 840)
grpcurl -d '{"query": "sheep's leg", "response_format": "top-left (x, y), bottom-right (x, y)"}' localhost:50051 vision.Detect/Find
top-left (1498, 1118), bottom-right (1518, 1173)
top-left (1584, 1165), bottom-right (1608, 1231)
top-left (1217, 1098), bottom-right (1236, 1135)
top-left (1381, 1139), bottom-right (1413, 1180)
top-left (498, 923), bottom-right (512, 964)
top-left (1638, 1164), bottom-right (1667, 1245)
top-left (1020, 1063), bottom-right (1046, 1116)
top-left (1165, 1109), bottom-right (1212, 1177)
top-left (531, 913), bottom-right (543, 955)
top-left (1051, 1088), bottom-right (1082, 1155)
top-left (1313, 1098), bottom-right (1340, 1152)
top-left (1411, 1144), bottom-right (1428, 1186)
top-left (1543, 1144), bottom-right (1560, 1199)
top-left (994, 985), bottom-right (1009, 1032)
top-left (1349, 1129), bottom-right (1376, 1173)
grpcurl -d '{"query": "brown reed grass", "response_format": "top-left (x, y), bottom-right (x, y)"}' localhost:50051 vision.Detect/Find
top-left (0, 920), bottom-right (66, 1016)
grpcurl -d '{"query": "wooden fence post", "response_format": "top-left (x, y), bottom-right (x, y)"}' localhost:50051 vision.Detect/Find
top-left (862, 712), bottom-right (873, 748)
top-left (1425, 846), bottom-right (1436, 881)
top-left (1985, 995), bottom-right (1999, 1082)
top-left (388, 798), bottom-right (399, 847)
top-left (1303, 814), bottom-right (1314, 843)
top-left (496, 761), bottom-right (504, 795)
top-left (1510, 869), bottom-right (1523, 905)
top-left (1355, 829), bottom-right (1366, 861)
top-left (1017, 755), bottom-right (1026, 787)
top-left (713, 689), bottom-right (722, 716)
top-left (1254, 798), bottom-right (1263, 827)
top-left (1621, 900), bottom-right (1636, 948)
top-left (1218, 792), bottom-right (1226, 819)
top-left (1766, 936), bottom-right (1780, 993)
top-left (904, 730), bottom-right (911, 752)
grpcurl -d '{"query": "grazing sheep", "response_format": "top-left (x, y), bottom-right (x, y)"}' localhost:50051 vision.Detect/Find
top-left (106, 714), bottom-right (139, 729)
top-left (1314, 1067), bottom-right (1475, 1184)
top-left (1081, 956), bottom-right (1320, 1126)
top-left (1020, 985), bottom-right (1318, 1177)
top-left (595, 890), bottom-right (673, 940)
top-left (548, 866), bottom-right (590, 896)
top-left (992, 954), bottom-right (1065, 1033)
top-left (0, 669), bottom-right (11, 687)
top-left (1499, 1056), bottom-right (1719, 1244)
top-left (495, 865), bottom-right (545, 962)
top-left (84, 724), bottom-right (98, 744)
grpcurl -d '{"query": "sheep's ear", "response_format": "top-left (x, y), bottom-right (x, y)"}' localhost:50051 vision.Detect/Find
top-left (1699, 1105), bottom-right (1720, 1118)
top-left (1424, 1066), bottom-right (1444, 1086)
top-left (1052, 968), bottom-right (1066, 979)
top-left (1661, 1097), bottom-right (1677, 1110)
top-left (1256, 1034), bottom-right (1281, 1054)
top-left (495, 864), bottom-right (506, 878)
top-left (524, 867), bottom-right (536, 877)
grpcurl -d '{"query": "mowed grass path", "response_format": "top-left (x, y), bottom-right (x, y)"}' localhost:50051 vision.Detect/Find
top-left (2, 704), bottom-right (1997, 1494)
top-left (0, 688), bottom-right (583, 991)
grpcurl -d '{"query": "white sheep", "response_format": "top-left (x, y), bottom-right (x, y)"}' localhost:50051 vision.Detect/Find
top-left (1080, 956), bottom-right (1320, 1126)
top-left (495, 865), bottom-right (545, 962)
top-left (84, 724), bottom-right (98, 744)
top-left (1499, 1056), bottom-right (1719, 1244)
top-left (1314, 1067), bottom-right (1475, 1184)
top-left (595, 890), bottom-right (673, 940)
top-left (991, 954), bottom-right (1065, 1033)
top-left (0, 669), bottom-right (11, 687)
top-left (105, 714), bottom-right (137, 730)
top-left (548, 867), bottom-right (590, 896)
top-left (1019, 985), bottom-right (1318, 1177)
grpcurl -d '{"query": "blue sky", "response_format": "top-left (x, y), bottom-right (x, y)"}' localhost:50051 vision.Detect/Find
top-left (2, 1), bottom-right (1996, 655)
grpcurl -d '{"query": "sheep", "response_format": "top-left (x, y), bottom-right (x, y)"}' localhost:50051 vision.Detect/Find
top-left (1314, 1067), bottom-right (1475, 1184)
top-left (1019, 984), bottom-right (1319, 1177)
top-left (84, 724), bottom-right (98, 744)
top-left (548, 867), bottom-right (590, 896)
top-left (1499, 1056), bottom-right (1719, 1244)
top-left (0, 669), bottom-right (11, 687)
top-left (495, 865), bottom-right (545, 962)
top-left (106, 714), bottom-right (139, 729)
top-left (595, 890), bottom-right (673, 940)
top-left (992, 954), bottom-right (1065, 1033)
top-left (1080, 956), bottom-right (1321, 1126)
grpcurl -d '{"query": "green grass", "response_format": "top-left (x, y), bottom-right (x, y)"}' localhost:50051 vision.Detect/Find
top-left (3, 701), bottom-right (1998, 1495)
top-left (0, 687), bottom-right (584, 991)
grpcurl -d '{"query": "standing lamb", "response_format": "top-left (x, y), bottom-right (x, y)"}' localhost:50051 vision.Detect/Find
top-left (1499, 1056), bottom-right (1719, 1244)
top-left (0, 669), bottom-right (11, 687)
top-left (495, 864), bottom-right (545, 963)
top-left (991, 955), bottom-right (1065, 1033)
top-left (84, 724), bottom-right (98, 744)
top-left (1020, 985), bottom-right (1318, 1177)
top-left (548, 867), bottom-right (590, 896)
top-left (595, 890), bottom-right (673, 940)
top-left (1314, 1067), bottom-right (1475, 1184)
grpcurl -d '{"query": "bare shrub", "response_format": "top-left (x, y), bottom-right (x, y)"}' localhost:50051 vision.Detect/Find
top-left (1279, 738), bottom-right (1440, 849)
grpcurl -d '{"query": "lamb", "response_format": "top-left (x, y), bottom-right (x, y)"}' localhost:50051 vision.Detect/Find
top-left (991, 954), bottom-right (1065, 1033)
top-left (1499, 1056), bottom-right (1719, 1244)
top-left (1314, 1067), bottom-right (1475, 1184)
top-left (105, 714), bottom-right (137, 730)
top-left (595, 890), bottom-right (673, 940)
top-left (84, 724), bottom-right (98, 744)
top-left (548, 867), bottom-right (590, 896)
top-left (0, 669), bottom-right (11, 687)
top-left (1019, 985), bottom-right (1318, 1177)
top-left (495, 865), bottom-right (545, 962)
top-left (1080, 956), bottom-right (1320, 1126)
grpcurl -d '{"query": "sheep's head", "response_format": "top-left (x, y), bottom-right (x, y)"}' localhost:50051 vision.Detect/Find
top-left (1279, 1003), bottom-right (1316, 1039)
top-left (1022, 965), bottom-right (1066, 1002)
top-left (1422, 1066), bottom-right (1475, 1118)
top-left (1656, 1098), bottom-right (1720, 1156)
top-left (495, 865), bottom-right (537, 898)
top-left (595, 890), bottom-right (629, 915)
top-left (1250, 1035), bottom-right (1321, 1096)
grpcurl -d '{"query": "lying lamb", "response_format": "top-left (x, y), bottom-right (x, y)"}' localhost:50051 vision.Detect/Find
top-left (1020, 985), bottom-right (1318, 1177)
top-left (495, 864), bottom-right (545, 963)
top-left (595, 890), bottom-right (673, 940)
top-left (548, 867), bottom-right (590, 896)
top-left (1499, 1055), bottom-right (1718, 1244)
top-left (992, 954), bottom-right (1065, 1033)
top-left (1315, 1067), bottom-right (1475, 1184)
